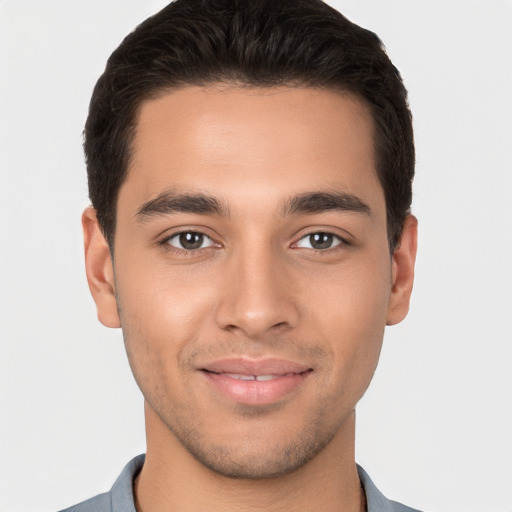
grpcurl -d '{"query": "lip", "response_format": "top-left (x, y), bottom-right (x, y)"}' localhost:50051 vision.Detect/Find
top-left (200, 358), bottom-right (312, 406)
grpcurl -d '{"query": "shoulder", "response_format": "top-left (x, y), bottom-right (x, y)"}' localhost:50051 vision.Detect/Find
top-left (57, 455), bottom-right (145, 512)
top-left (57, 491), bottom-right (111, 512)
top-left (388, 500), bottom-right (423, 512)
top-left (357, 464), bottom-right (424, 512)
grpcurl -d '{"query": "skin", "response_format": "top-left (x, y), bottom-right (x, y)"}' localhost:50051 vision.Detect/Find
top-left (83, 85), bottom-right (417, 512)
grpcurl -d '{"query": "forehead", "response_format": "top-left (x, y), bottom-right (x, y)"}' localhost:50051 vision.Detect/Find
top-left (122, 85), bottom-right (381, 214)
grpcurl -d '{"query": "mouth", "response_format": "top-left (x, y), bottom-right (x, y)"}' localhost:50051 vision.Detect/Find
top-left (214, 373), bottom-right (298, 382)
top-left (200, 358), bottom-right (313, 406)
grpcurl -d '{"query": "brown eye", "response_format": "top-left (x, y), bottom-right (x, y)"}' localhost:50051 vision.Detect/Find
top-left (166, 231), bottom-right (214, 250)
top-left (295, 232), bottom-right (343, 250)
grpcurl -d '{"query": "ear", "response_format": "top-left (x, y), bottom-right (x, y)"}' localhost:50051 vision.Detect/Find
top-left (386, 215), bottom-right (418, 326)
top-left (82, 206), bottom-right (121, 328)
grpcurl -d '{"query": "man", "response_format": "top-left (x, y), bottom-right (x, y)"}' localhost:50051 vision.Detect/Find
top-left (64, 0), bottom-right (419, 510)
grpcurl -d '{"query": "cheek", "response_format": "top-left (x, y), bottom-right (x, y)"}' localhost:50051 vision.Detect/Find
top-left (113, 258), bottom-right (218, 385)
top-left (306, 254), bottom-right (391, 387)
top-left (306, 250), bottom-right (391, 329)
top-left (115, 256), bottom-right (216, 332)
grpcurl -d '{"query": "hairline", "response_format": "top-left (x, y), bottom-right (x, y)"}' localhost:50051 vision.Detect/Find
top-left (105, 80), bottom-right (395, 256)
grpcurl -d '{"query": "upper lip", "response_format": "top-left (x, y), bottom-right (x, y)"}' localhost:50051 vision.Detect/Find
top-left (200, 358), bottom-right (312, 376)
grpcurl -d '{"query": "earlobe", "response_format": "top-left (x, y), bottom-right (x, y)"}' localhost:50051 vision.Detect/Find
top-left (386, 215), bottom-right (418, 326)
top-left (82, 207), bottom-right (121, 328)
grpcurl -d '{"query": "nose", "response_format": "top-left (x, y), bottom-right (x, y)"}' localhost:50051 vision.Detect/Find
top-left (214, 246), bottom-right (300, 339)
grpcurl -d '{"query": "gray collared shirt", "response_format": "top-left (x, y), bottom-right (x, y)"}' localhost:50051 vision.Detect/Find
top-left (59, 454), bottom-right (422, 512)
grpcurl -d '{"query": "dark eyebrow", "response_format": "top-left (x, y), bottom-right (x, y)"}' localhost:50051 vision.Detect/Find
top-left (283, 191), bottom-right (371, 217)
top-left (136, 191), bottom-right (229, 220)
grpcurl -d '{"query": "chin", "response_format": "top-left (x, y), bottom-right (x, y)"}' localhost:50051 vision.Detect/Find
top-left (184, 436), bottom-right (331, 480)
top-left (162, 407), bottom-right (342, 480)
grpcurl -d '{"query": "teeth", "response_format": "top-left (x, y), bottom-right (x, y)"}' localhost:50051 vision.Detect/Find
top-left (225, 373), bottom-right (256, 381)
top-left (224, 373), bottom-right (279, 381)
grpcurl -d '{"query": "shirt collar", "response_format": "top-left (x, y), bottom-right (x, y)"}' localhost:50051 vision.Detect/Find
top-left (110, 455), bottom-right (411, 512)
top-left (357, 464), bottom-right (396, 512)
top-left (110, 454), bottom-right (144, 512)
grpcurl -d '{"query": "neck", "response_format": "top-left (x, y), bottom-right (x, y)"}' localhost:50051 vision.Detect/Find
top-left (135, 403), bottom-right (364, 512)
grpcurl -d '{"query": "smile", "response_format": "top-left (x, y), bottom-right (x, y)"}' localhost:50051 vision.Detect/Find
top-left (200, 358), bottom-right (312, 406)
top-left (222, 373), bottom-right (295, 381)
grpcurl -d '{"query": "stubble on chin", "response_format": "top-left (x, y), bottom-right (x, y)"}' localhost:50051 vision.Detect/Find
top-left (153, 398), bottom-right (342, 480)
top-left (124, 326), bottom-right (363, 480)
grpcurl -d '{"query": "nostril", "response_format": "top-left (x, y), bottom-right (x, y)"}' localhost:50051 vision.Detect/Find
top-left (214, 289), bottom-right (300, 336)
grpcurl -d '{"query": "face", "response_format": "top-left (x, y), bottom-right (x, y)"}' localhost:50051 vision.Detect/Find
top-left (84, 85), bottom-right (416, 479)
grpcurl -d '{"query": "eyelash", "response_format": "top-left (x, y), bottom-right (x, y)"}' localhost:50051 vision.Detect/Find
top-left (292, 230), bottom-right (349, 253)
top-left (158, 229), bottom-right (350, 255)
top-left (159, 230), bottom-right (218, 255)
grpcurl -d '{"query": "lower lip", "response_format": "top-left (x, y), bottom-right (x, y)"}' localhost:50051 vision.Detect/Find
top-left (202, 371), bottom-right (311, 406)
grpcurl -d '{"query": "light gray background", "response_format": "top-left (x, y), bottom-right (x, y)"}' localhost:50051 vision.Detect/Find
top-left (1, 1), bottom-right (511, 511)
